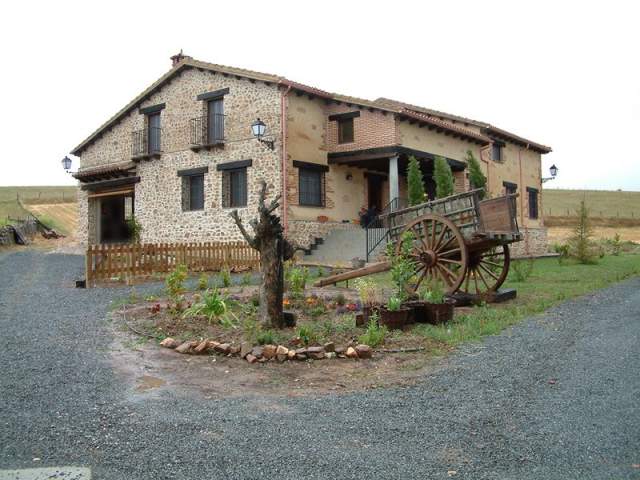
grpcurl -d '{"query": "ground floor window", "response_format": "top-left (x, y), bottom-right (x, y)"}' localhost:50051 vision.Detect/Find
top-left (527, 187), bottom-right (539, 219)
top-left (222, 168), bottom-right (247, 208)
top-left (294, 161), bottom-right (327, 207)
top-left (182, 174), bottom-right (205, 211)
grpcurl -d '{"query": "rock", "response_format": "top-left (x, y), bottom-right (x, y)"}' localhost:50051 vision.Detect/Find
top-left (335, 346), bottom-right (346, 356)
top-left (246, 354), bottom-right (257, 364)
top-left (251, 346), bottom-right (264, 358)
top-left (276, 354), bottom-right (288, 362)
top-left (229, 345), bottom-right (241, 355)
top-left (295, 353), bottom-right (307, 360)
top-left (345, 346), bottom-right (358, 359)
top-left (295, 348), bottom-right (308, 355)
top-left (208, 340), bottom-right (220, 349)
top-left (159, 337), bottom-right (179, 349)
top-left (276, 345), bottom-right (289, 356)
top-left (194, 340), bottom-right (210, 354)
top-left (287, 350), bottom-right (296, 360)
top-left (214, 343), bottom-right (231, 355)
top-left (308, 351), bottom-right (325, 360)
top-left (290, 337), bottom-right (302, 346)
top-left (263, 344), bottom-right (277, 360)
top-left (323, 342), bottom-right (335, 353)
top-left (175, 341), bottom-right (195, 354)
top-left (307, 346), bottom-right (325, 354)
top-left (355, 344), bottom-right (372, 359)
top-left (240, 341), bottom-right (253, 359)
top-left (326, 352), bottom-right (336, 359)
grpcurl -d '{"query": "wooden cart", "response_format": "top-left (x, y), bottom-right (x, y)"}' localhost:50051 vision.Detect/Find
top-left (315, 189), bottom-right (522, 297)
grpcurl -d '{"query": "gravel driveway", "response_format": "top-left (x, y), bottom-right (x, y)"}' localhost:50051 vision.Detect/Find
top-left (1, 251), bottom-right (638, 479)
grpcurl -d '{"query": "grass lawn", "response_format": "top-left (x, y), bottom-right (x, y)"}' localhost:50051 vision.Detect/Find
top-left (0, 186), bottom-right (77, 204)
top-left (367, 254), bottom-right (640, 348)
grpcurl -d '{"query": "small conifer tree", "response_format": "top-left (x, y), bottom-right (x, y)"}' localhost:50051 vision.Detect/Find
top-left (466, 150), bottom-right (487, 199)
top-left (406, 156), bottom-right (426, 206)
top-left (434, 156), bottom-right (454, 198)
top-left (569, 200), bottom-right (597, 264)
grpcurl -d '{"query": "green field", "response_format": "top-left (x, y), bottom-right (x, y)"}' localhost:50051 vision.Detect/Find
top-left (542, 189), bottom-right (640, 218)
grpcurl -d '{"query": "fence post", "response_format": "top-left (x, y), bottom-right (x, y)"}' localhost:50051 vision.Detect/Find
top-left (85, 246), bottom-right (92, 287)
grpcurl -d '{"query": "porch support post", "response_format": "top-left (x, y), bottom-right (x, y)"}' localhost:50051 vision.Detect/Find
top-left (389, 155), bottom-right (400, 210)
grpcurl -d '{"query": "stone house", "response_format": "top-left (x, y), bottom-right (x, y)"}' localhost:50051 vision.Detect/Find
top-left (71, 53), bottom-right (552, 258)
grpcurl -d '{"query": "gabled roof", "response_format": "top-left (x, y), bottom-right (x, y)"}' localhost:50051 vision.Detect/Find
top-left (71, 56), bottom-right (551, 155)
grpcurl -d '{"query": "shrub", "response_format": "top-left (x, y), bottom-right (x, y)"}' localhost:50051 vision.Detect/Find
top-left (126, 217), bottom-right (143, 243)
top-left (197, 273), bottom-right (208, 291)
top-left (611, 233), bottom-right (622, 256)
top-left (220, 268), bottom-right (232, 288)
top-left (553, 243), bottom-right (570, 265)
top-left (569, 200), bottom-right (598, 264)
top-left (434, 155), bottom-right (454, 198)
top-left (466, 150), bottom-right (487, 199)
top-left (297, 325), bottom-right (317, 346)
top-left (420, 280), bottom-right (446, 304)
top-left (407, 155), bottom-right (427, 206)
top-left (387, 296), bottom-right (402, 311)
top-left (353, 278), bottom-right (380, 306)
top-left (256, 329), bottom-right (275, 345)
top-left (182, 288), bottom-right (228, 323)
top-left (390, 232), bottom-right (416, 301)
top-left (511, 258), bottom-right (534, 282)
top-left (166, 264), bottom-right (187, 300)
top-left (286, 266), bottom-right (310, 299)
top-left (334, 293), bottom-right (346, 306)
top-left (358, 316), bottom-right (387, 347)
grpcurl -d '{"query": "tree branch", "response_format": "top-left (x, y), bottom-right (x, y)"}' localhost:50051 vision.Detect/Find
top-left (229, 210), bottom-right (256, 248)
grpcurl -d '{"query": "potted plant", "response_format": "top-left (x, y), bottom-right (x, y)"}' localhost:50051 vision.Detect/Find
top-left (419, 281), bottom-right (454, 324)
top-left (353, 278), bottom-right (381, 326)
top-left (379, 295), bottom-right (411, 329)
top-left (387, 231), bottom-right (417, 325)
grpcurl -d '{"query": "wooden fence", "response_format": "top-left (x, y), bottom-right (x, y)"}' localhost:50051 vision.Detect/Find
top-left (86, 241), bottom-right (260, 285)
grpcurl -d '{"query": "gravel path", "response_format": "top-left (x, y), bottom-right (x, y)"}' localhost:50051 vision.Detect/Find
top-left (1, 251), bottom-right (638, 479)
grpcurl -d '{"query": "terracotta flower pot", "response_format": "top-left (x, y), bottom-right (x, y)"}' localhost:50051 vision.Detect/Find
top-left (379, 307), bottom-right (410, 330)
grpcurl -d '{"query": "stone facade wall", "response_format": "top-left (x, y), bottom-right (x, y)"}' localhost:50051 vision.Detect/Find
top-left (288, 219), bottom-right (359, 249)
top-left (76, 68), bottom-right (282, 246)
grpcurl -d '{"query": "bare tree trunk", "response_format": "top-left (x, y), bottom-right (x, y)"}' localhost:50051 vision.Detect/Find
top-left (230, 181), bottom-right (295, 329)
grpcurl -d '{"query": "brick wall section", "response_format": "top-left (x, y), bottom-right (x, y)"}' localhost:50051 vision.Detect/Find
top-left (325, 104), bottom-right (397, 153)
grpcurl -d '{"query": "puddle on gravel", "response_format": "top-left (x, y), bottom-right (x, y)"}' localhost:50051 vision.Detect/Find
top-left (135, 375), bottom-right (166, 392)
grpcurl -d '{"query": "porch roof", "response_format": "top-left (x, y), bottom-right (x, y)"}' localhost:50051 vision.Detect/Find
top-left (73, 161), bottom-right (137, 183)
top-left (327, 146), bottom-right (466, 173)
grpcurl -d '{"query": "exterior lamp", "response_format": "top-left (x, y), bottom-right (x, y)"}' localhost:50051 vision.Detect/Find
top-left (542, 164), bottom-right (558, 183)
top-left (61, 155), bottom-right (72, 172)
top-left (251, 118), bottom-right (274, 150)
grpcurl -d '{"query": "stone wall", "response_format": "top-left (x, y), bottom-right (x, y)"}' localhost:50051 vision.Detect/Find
top-left (510, 227), bottom-right (549, 257)
top-left (288, 219), bottom-right (359, 249)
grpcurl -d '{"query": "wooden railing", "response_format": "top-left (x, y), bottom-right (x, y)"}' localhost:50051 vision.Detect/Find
top-left (85, 241), bottom-right (260, 286)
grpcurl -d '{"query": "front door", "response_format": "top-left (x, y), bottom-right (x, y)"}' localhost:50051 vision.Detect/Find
top-left (99, 195), bottom-right (133, 244)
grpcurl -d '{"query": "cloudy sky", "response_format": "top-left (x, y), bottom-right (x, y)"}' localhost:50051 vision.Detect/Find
top-left (1, 0), bottom-right (638, 191)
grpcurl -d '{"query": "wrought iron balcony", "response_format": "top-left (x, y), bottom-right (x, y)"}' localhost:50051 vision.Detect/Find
top-left (131, 127), bottom-right (162, 160)
top-left (190, 114), bottom-right (225, 151)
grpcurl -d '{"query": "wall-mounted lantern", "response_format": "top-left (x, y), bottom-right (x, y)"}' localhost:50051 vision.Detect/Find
top-left (61, 155), bottom-right (72, 172)
top-left (251, 118), bottom-right (274, 150)
top-left (542, 164), bottom-right (558, 183)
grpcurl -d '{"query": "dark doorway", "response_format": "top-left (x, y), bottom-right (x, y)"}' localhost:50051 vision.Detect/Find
top-left (367, 174), bottom-right (385, 211)
top-left (100, 195), bottom-right (133, 244)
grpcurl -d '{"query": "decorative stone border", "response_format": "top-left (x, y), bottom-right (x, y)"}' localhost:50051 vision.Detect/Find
top-left (159, 338), bottom-right (372, 362)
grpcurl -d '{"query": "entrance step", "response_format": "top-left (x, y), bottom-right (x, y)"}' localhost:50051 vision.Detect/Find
top-left (303, 228), bottom-right (388, 265)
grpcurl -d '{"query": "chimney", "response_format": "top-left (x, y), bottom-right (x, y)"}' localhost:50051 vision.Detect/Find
top-left (170, 50), bottom-right (191, 67)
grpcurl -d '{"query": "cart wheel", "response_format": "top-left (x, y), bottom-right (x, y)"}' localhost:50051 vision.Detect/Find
top-left (395, 214), bottom-right (468, 295)
top-left (459, 244), bottom-right (510, 295)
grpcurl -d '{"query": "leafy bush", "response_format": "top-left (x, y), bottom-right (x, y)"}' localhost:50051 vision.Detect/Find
top-left (466, 150), bottom-right (487, 199)
top-left (407, 155), bottom-right (427, 206)
top-left (256, 329), bottom-right (275, 345)
top-left (286, 266), bottom-right (310, 299)
top-left (297, 325), bottom-right (317, 346)
top-left (197, 273), bottom-right (208, 291)
top-left (334, 293), bottom-right (346, 306)
top-left (358, 316), bottom-right (387, 347)
top-left (166, 264), bottom-right (187, 300)
top-left (126, 217), bottom-right (143, 243)
top-left (220, 268), bottom-right (232, 288)
top-left (512, 258), bottom-right (534, 282)
top-left (553, 243), bottom-right (570, 265)
top-left (434, 155), bottom-right (454, 198)
top-left (182, 288), bottom-right (228, 323)
top-left (420, 281), bottom-right (446, 304)
top-left (387, 296), bottom-right (402, 311)
top-left (611, 233), bottom-right (622, 256)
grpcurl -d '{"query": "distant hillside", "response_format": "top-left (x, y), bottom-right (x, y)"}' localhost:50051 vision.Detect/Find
top-left (0, 186), bottom-right (77, 230)
top-left (0, 186), bottom-right (77, 204)
top-left (542, 189), bottom-right (640, 219)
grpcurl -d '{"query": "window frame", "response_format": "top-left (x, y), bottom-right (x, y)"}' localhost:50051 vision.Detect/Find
top-left (337, 117), bottom-right (354, 144)
top-left (503, 181), bottom-right (517, 196)
top-left (178, 167), bottom-right (208, 212)
top-left (527, 187), bottom-right (539, 219)
top-left (222, 167), bottom-right (248, 208)
top-left (491, 142), bottom-right (502, 162)
top-left (294, 161), bottom-right (328, 207)
top-left (147, 112), bottom-right (162, 154)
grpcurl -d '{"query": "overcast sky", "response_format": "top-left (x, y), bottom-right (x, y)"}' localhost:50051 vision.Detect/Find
top-left (1, 0), bottom-right (638, 191)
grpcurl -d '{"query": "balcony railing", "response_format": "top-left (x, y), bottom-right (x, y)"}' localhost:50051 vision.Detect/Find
top-left (190, 114), bottom-right (225, 149)
top-left (131, 127), bottom-right (162, 158)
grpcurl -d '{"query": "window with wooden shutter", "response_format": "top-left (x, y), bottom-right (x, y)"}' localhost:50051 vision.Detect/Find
top-left (527, 187), bottom-right (539, 219)
top-left (338, 117), bottom-right (354, 144)
top-left (147, 112), bottom-right (161, 153)
top-left (181, 174), bottom-right (205, 211)
top-left (222, 168), bottom-right (247, 208)
top-left (491, 143), bottom-right (502, 162)
top-left (299, 168), bottom-right (325, 207)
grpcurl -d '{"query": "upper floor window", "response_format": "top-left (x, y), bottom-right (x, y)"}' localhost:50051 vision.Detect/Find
top-left (133, 103), bottom-right (165, 158)
top-left (191, 88), bottom-right (229, 148)
top-left (527, 187), bottom-right (539, 219)
top-left (294, 161), bottom-right (328, 207)
top-left (503, 181), bottom-right (517, 196)
top-left (491, 143), bottom-right (502, 162)
top-left (178, 167), bottom-right (208, 211)
top-left (207, 98), bottom-right (224, 144)
top-left (147, 112), bottom-right (161, 154)
top-left (338, 117), bottom-right (354, 144)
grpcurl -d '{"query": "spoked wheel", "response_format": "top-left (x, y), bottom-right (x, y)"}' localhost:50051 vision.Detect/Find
top-left (395, 214), bottom-right (468, 295)
top-left (459, 244), bottom-right (510, 296)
